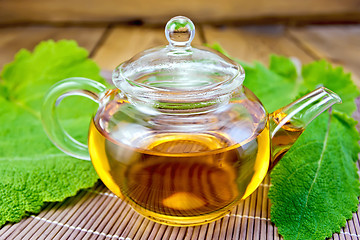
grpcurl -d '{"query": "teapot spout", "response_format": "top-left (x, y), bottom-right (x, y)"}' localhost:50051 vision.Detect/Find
top-left (269, 87), bottom-right (341, 169)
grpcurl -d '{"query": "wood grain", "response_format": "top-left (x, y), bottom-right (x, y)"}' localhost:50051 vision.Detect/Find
top-left (92, 26), bottom-right (203, 70)
top-left (0, 0), bottom-right (360, 25)
top-left (0, 26), bottom-right (106, 70)
top-left (203, 26), bottom-right (314, 65)
top-left (288, 25), bottom-right (360, 84)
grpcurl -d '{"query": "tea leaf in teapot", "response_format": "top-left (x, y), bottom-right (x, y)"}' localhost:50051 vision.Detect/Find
top-left (0, 40), bottom-right (106, 226)
top-left (268, 111), bottom-right (360, 240)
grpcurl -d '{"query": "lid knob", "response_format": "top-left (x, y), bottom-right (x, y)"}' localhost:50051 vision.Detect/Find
top-left (165, 16), bottom-right (195, 48)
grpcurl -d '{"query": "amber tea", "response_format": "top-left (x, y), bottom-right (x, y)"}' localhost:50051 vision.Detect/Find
top-left (88, 105), bottom-right (270, 226)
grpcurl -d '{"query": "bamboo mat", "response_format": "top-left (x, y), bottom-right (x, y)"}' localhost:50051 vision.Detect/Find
top-left (1, 163), bottom-right (360, 240)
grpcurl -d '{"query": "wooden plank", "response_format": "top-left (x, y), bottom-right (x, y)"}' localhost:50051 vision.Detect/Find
top-left (0, 0), bottom-right (360, 25)
top-left (203, 26), bottom-right (314, 65)
top-left (288, 25), bottom-right (360, 84)
top-left (92, 26), bottom-right (203, 71)
top-left (0, 26), bottom-right (106, 70)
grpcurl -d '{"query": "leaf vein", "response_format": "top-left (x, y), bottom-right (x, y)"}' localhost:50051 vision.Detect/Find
top-left (304, 113), bottom-right (332, 207)
top-left (295, 113), bottom-right (332, 240)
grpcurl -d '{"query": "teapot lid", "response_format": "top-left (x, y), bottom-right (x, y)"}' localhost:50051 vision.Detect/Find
top-left (113, 16), bottom-right (245, 99)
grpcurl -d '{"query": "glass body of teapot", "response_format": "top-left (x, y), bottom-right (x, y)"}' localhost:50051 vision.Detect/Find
top-left (42, 16), bottom-right (341, 226)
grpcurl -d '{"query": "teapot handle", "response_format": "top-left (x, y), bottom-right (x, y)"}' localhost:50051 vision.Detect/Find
top-left (41, 77), bottom-right (107, 160)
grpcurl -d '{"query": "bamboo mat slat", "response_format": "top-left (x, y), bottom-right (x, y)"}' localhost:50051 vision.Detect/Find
top-left (2, 165), bottom-right (360, 240)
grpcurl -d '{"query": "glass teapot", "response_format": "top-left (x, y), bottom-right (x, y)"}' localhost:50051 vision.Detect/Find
top-left (42, 16), bottom-right (341, 226)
